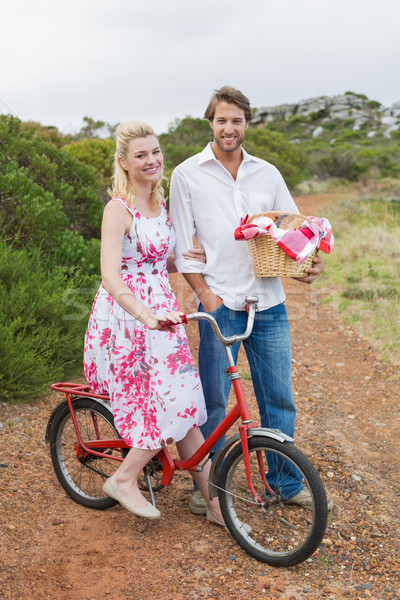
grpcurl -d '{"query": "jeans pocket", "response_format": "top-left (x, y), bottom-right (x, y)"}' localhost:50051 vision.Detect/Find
top-left (198, 301), bottom-right (225, 317)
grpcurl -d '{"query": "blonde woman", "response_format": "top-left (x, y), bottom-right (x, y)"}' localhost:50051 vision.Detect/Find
top-left (84, 121), bottom-right (224, 525)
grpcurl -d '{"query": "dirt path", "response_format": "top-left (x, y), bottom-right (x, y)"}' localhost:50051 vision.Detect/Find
top-left (1, 195), bottom-right (399, 600)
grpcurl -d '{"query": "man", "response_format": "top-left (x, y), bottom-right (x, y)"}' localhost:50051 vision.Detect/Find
top-left (169, 86), bottom-right (330, 513)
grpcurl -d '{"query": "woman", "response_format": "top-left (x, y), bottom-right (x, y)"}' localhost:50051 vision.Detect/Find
top-left (84, 121), bottom-right (223, 525)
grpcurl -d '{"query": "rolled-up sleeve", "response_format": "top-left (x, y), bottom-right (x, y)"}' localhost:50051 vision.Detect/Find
top-left (169, 168), bottom-right (205, 274)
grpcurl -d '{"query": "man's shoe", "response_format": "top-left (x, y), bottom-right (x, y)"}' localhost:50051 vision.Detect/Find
top-left (286, 488), bottom-right (333, 511)
top-left (189, 490), bottom-right (207, 515)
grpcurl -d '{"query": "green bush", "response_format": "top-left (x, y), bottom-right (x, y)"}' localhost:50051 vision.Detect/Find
top-left (354, 148), bottom-right (400, 178)
top-left (0, 245), bottom-right (99, 402)
top-left (321, 121), bottom-right (337, 131)
top-left (0, 114), bottom-right (104, 402)
top-left (313, 150), bottom-right (357, 180)
top-left (20, 121), bottom-right (74, 148)
top-left (307, 109), bottom-right (329, 122)
top-left (243, 128), bottom-right (305, 187)
top-left (63, 137), bottom-right (115, 194)
top-left (162, 143), bottom-right (204, 170)
top-left (337, 129), bottom-right (362, 142)
top-left (159, 116), bottom-right (213, 151)
top-left (344, 91), bottom-right (368, 100)
top-left (288, 115), bottom-right (306, 125)
top-left (0, 115), bottom-right (103, 244)
top-left (0, 168), bottom-right (69, 252)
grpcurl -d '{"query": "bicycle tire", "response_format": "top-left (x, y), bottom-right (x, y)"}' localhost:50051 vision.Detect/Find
top-left (49, 397), bottom-right (121, 509)
top-left (217, 436), bottom-right (328, 566)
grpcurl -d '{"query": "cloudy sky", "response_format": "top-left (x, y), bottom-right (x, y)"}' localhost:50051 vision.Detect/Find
top-left (1, 0), bottom-right (399, 135)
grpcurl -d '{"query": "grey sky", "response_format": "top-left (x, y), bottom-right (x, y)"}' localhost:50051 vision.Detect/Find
top-left (1, 0), bottom-right (399, 135)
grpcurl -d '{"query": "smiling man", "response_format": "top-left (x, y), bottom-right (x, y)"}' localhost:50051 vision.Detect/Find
top-left (169, 86), bottom-right (330, 515)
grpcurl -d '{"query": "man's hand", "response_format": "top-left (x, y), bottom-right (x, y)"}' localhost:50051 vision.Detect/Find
top-left (293, 255), bottom-right (324, 285)
top-left (183, 273), bottom-right (223, 312)
top-left (199, 290), bottom-right (224, 313)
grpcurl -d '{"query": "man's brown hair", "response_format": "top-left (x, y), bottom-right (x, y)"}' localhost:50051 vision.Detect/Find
top-left (204, 86), bottom-right (253, 122)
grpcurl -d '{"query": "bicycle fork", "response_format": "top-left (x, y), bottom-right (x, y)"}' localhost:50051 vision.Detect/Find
top-left (238, 424), bottom-right (276, 503)
top-left (227, 363), bottom-right (274, 507)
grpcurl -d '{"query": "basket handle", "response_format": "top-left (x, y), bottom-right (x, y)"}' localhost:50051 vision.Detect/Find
top-left (275, 213), bottom-right (290, 228)
top-left (248, 211), bottom-right (321, 234)
top-left (248, 210), bottom-right (309, 223)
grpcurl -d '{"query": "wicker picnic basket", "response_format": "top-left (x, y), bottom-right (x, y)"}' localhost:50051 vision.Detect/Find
top-left (247, 211), bottom-right (318, 278)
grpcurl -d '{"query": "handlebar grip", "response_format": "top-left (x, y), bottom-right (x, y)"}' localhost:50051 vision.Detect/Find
top-left (159, 314), bottom-right (188, 329)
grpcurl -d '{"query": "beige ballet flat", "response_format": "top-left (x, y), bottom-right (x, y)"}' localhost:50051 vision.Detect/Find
top-left (103, 478), bottom-right (161, 519)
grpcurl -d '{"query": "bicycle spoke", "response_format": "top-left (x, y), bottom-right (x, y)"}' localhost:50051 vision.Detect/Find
top-left (217, 437), bottom-right (328, 566)
top-left (50, 398), bottom-right (121, 509)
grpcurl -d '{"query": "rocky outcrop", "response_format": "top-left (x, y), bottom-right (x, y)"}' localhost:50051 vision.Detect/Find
top-left (381, 101), bottom-right (400, 138)
top-left (252, 93), bottom-right (400, 137)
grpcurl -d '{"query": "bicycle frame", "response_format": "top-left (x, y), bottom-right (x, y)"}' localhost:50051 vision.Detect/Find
top-left (49, 296), bottom-right (269, 505)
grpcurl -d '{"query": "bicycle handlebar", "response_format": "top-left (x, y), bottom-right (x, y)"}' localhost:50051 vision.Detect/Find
top-left (159, 296), bottom-right (259, 346)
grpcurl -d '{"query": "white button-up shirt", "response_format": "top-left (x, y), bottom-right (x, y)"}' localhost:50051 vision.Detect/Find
top-left (169, 143), bottom-right (298, 311)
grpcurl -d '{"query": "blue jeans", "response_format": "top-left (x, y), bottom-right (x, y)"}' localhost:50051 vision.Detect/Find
top-left (197, 301), bottom-right (302, 499)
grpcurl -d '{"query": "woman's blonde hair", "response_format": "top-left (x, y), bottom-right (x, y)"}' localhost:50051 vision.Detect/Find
top-left (108, 120), bottom-right (164, 207)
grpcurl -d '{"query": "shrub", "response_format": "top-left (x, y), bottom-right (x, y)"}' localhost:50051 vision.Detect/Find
top-left (288, 115), bottom-right (306, 125)
top-left (159, 117), bottom-right (213, 151)
top-left (307, 109), bottom-right (329, 122)
top-left (0, 115), bottom-right (104, 401)
top-left (344, 91), bottom-right (368, 100)
top-left (63, 137), bottom-right (115, 194)
top-left (19, 121), bottom-right (74, 148)
top-left (243, 128), bottom-right (306, 187)
top-left (0, 244), bottom-right (99, 402)
top-left (366, 100), bottom-right (382, 110)
top-left (162, 143), bottom-right (203, 172)
top-left (0, 115), bottom-right (103, 244)
top-left (314, 151), bottom-right (357, 180)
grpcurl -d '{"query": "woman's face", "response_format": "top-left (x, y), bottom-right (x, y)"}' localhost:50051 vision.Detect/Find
top-left (120, 135), bottom-right (163, 186)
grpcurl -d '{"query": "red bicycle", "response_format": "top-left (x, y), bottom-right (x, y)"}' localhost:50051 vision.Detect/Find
top-left (46, 296), bottom-right (328, 567)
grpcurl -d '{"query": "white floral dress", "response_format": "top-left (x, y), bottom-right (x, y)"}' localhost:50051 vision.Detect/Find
top-left (84, 197), bottom-right (206, 450)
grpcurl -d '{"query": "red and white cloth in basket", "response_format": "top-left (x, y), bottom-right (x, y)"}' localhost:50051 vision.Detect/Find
top-left (234, 215), bottom-right (334, 265)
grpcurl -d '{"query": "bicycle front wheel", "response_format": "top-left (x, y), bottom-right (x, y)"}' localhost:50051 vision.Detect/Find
top-left (49, 397), bottom-right (121, 509)
top-left (217, 436), bottom-right (328, 566)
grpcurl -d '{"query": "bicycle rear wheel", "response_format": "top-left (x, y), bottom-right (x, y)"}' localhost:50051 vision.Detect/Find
top-left (217, 436), bottom-right (328, 566)
top-left (49, 397), bottom-right (121, 509)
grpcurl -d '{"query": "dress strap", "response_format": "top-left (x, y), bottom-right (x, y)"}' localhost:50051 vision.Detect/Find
top-left (110, 196), bottom-right (135, 215)
top-left (111, 195), bottom-right (167, 217)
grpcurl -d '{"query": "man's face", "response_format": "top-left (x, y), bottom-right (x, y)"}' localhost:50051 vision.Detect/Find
top-left (210, 101), bottom-right (249, 154)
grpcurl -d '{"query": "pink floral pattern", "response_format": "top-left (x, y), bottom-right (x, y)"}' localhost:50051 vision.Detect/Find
top-left (83, 197), bottom-right (206, 450)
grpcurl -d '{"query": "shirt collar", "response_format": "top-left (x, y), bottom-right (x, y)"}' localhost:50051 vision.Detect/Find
top-left (198, 142), bottom-right (259, 166)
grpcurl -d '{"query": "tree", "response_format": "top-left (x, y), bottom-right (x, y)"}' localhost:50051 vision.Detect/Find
top-left (78, 116), bottom-right (118, 140)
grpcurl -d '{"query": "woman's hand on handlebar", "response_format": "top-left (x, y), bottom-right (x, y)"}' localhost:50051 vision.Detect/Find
top-left (156, 310), bottom-right (185, 331)
top-left (141, 308), bottom-right (184, 331)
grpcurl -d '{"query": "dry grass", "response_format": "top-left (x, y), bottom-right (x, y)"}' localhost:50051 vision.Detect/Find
top-left (317, 192), bottom-right (400, 366)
